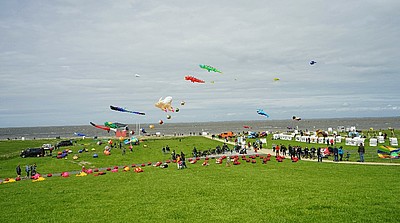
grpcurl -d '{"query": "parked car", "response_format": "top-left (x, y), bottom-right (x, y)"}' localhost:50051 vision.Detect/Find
top-left (218, 131), bottom-right (235, 139)
top-left (56, 140), bottom-right (73, 148)
top-left (20, 148), bottom-right (45, 158)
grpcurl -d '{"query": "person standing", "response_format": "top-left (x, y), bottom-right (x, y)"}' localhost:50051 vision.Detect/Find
top-left (25, 164), bottom-right (30, 178)
top-left (16, 164), bottom-right (21, 177)
top-left (296, 146), bottom-right (302, 160)
top-left (317, 147), bottom-right (322, 162)
top-left (226, 156), bottom-right (232, 167)
top-left (333, 147), bottom-right (339, 162)
top-left (180, 151), bottom-right (187, 169)
top-left (358, 143), bottom-right (365, 162)
top-left (338, 146), bottom-right (344, 161)
top-left (275, 144), bottom-right (280, 157)
top-left (31, 163), bottom-right (37, 176)
top-left (176, 154), bottom-right (181, 169)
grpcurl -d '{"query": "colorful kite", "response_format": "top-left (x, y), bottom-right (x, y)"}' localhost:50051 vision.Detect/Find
top-left (155, 96), bottom-right (174, 112)
top-left (257, 109), bottom-right (270, 118)
top-left (90, 122), bottom-right (116, 133)
top-left (184, 75), bottom-right (205, 83)
top-left (199, 64), bottom-right (222, 73)
top-left (377, 146), bottom-right (399, 159)
top-left (110, 105), bottom-right (145, 115)
top-left (104, 122), bottom-right (128, 129)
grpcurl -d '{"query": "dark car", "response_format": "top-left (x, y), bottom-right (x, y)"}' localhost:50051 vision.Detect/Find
top-left (20, 148), bottom-right (45, 158)
top-left (56, 140), bottom-right (73, 148)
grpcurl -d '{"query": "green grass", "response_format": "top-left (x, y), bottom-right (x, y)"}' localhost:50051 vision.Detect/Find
top-left (1, 135), bottom-right (399, 222)
top-left (1, 159), bottom-right (399, 222)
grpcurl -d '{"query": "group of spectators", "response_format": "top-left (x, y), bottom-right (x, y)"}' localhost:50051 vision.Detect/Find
top-left (272, 144), bottom-right (352, 162)
top-left (16, 163), bottom-right (37, 178)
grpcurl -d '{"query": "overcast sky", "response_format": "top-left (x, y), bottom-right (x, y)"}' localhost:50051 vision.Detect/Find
top-left (1, 0), bottom-right (399, 127)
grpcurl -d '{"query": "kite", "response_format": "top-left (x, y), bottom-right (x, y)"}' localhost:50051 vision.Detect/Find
top-left (184, 75), bottom-right (205, 83)
top-left (199, 64), bottom-right (222, 73)
top-left (155, 96), bottom-right (174, 112)
top-left (310, 60), bottom-right (317, 65)
top-left (90, 122), bottom-right (116, 133)
top-left (175, 108), bottom-right (180, 112)
top-left (74, 132), bottom-right (86, 137)
top-left (243, 126), bottom-right (252, 129)
top-left (135, 74), bottom-right (140, 77)
top-left (167, 114), bottom-right (171, 119)
top-left (377, 146), bottom-right (399, 159)
top-left (181, 101), bottom-right (185, 105)
top-left (149, 125), bottom-right (155, 129)
top-left (140, 128), bottom-right (147, 134)
top-left (104, 122), bottom-right (128, 129)
top-left (110, 105), bottom-right (145, 115)
top-left (257, 109), bottom-right (270, 118)
top-left (292, 116), bottom-right (302, 121)
top-left (273, 78), bottom-right (280, 81)
top-left (159, 120), bottom-right (164, 125)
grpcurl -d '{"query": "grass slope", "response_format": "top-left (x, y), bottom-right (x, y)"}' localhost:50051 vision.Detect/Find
top-left (1, 136), bottom-right (399, 222)
top-left (1, 161), bottom-right (398, 222)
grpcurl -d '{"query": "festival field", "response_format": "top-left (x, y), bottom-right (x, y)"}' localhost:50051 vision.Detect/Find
top-left (0, 135), bottom-right (399, 222)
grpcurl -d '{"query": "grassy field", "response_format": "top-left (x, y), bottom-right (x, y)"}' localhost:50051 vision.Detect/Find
top-left (1, 135), bottom-right (399, 222)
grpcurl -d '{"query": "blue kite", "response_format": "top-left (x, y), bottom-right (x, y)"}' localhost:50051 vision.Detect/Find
top-left (257, 109), bottom-right (270, 118)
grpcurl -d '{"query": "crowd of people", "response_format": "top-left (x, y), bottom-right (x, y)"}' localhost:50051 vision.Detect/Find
top-left (272, 144), bottom-right (353, 162)
top-left (16, 163), bottom-right (38, 178)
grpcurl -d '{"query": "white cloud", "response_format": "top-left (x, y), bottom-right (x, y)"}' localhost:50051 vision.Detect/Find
top-left (1, 0), bottom-right (400, 127)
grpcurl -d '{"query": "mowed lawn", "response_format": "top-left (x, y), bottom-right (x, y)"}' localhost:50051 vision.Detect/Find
top-left (1, 136), bottom-right (399, 222)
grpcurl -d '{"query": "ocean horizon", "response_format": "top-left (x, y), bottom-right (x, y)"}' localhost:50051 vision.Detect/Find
top-left (0, 117), bottom-right (398, 140)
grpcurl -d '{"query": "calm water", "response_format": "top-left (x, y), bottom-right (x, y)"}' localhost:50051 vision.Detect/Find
top-left (0, 117), bottom-right (398, 140)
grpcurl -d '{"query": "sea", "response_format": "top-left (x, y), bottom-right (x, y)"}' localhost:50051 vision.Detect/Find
top-left (0, 117), bottom-right (398, 140)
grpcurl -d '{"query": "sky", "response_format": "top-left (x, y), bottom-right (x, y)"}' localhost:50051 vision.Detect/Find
top-left (1, 0), bottom-right (399, 127)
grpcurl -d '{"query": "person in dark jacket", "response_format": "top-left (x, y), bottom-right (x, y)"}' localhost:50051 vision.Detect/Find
top-left (16, 164), bottom-right (21, 177)
top-left (358, 143), bottom-right (365, 162)
top-left (333, 147), bottom-right (339, 162)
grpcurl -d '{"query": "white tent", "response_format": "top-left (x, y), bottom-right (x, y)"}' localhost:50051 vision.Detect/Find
top-left (369, 138), bottom-right (378, 147)
top-left (390, 138), bottom-right (398, 146)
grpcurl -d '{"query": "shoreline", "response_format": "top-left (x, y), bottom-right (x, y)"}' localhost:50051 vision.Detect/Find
top-left (1, 116), bottom-right (399, 129)
top-left (1, 117), bottom-right (399, 140)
